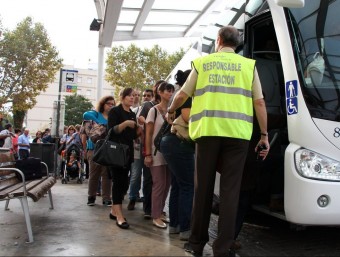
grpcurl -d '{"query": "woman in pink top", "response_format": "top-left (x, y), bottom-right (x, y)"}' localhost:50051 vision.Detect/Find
top-left (12, 128), bottom-right (21, 159)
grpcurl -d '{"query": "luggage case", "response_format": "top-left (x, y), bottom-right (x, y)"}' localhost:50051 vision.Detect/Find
top-left (15, 157), bottom-right (43, 181)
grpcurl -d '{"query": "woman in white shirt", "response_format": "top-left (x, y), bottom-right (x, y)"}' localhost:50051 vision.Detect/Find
top-left (144, 82), bottom-right (175, 229)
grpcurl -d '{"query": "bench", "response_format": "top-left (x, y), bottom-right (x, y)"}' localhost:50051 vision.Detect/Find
top-left (0, 148), bottom-right (57, 243)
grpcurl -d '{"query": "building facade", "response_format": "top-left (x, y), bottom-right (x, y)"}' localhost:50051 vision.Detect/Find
top-left (26, 65), bottom-right (114, 135)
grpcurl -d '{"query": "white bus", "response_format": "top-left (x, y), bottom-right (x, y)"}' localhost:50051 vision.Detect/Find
top-left (169, 0), bottom-right (340, 225)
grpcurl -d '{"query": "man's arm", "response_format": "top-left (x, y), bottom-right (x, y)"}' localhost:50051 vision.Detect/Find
top-left (253, 98), bottom-right (270, 159)
top-left (254, 98), bottom-right (267, 136)
top-left (168, 90), bottom-right (189, 114)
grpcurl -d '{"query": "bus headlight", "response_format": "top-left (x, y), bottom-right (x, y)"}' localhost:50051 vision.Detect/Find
top-left (295, 149), bottom-right (340, 181)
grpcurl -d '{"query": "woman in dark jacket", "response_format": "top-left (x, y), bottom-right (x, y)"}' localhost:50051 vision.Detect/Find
top-left (107, 88), bottom-right (142, 229)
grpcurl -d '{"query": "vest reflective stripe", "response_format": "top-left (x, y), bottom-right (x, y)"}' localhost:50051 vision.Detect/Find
top-left (195, 85), bottom-right (252, 98)
top-left (190, 52), bottom-right (255, 140)
top-left (190, 110), bottom-right (253, 123)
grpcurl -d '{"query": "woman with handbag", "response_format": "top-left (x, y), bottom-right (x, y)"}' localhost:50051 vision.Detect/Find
top-left (107, 88), bottom-right (142, 229)
top-left (81, 96), bottom-right (115, 207)
top-left (144, 82), bottom-right (175, 229)
top-left (160, 69), bottom-right (195, 240)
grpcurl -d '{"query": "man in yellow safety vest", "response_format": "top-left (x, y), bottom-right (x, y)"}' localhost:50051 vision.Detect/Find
top-left (167, 25), bottom-right (270, 257)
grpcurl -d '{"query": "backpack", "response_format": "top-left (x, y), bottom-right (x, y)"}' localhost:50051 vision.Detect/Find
top-left (140, 101), bottom-right (156, 157)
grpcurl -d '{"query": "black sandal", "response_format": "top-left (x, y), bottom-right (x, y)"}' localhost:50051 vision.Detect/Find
top-left (116, 218), bottom-right (129, 229)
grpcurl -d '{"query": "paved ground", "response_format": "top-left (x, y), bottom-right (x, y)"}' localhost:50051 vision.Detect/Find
top-left (0, 180), bottom-right (213, 257)
top-left (1, 179), bottom-right (340, 256)
top-left (217, 210), bottom-right (340, 256)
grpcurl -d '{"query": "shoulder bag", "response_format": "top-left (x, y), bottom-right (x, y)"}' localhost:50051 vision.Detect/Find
top-left (93, 128), bottom-right (130, 168)
top-left (153, 107), bottom-right (169, 155)
top-left (89, 122), bottom-right (107, 143)
top-left (82, 111), bottom-right (107, 143)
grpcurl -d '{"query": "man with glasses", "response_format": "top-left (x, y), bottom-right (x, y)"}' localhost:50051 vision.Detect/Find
top-left (127, 89), bottom-right (154, 211)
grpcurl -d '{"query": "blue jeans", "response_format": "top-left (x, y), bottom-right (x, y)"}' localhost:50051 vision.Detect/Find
top-left (129, 158), bottom-right (143, 200)
top-left (142, 164), bottom-right (152, 215)
top-left (160, 134), bottom-right (195, 232)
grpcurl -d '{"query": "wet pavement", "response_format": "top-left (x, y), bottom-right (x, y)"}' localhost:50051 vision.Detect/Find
top-left (0, 179), bottom-right (213, 256)
top-left (222, 210), bottom-right (340, 256)
top-left (1, 179), bottom-right (340, 256)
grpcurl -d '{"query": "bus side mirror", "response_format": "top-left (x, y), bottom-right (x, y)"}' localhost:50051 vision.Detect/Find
top-left (274, 0), bottom-right (304, 8)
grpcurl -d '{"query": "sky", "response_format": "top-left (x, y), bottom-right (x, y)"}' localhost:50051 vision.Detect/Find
top-left (0, 0), bottom-right (197, 69)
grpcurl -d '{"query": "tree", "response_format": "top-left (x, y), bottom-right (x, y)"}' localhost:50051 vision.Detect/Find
top-left (0, 17), bottom-right (62, 127)
top-left (105, 43), bottom-right (186, 92)
top-left (64, 94), bottom-right (93, 126)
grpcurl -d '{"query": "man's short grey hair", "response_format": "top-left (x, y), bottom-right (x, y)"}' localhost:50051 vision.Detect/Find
top-left (218, 26), bottom-right (240, 48)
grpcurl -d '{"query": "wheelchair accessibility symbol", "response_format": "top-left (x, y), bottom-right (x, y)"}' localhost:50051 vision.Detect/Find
top-left (286, 80), bottom-right (298, 115)
top-left (286, 97), bottom-right (298, 115)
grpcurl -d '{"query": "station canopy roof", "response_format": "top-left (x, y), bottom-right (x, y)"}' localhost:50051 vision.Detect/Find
top-left (94, 0), bottom-right (241, 47)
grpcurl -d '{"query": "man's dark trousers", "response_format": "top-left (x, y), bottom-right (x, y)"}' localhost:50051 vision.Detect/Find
top-left (188, 136), bottom-right (249, 256)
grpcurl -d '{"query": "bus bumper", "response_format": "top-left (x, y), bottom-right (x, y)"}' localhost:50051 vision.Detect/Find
top-left (285, 143), bottom-right (340, 225)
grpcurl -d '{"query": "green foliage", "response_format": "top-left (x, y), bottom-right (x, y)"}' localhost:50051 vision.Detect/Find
top-left (105, 43), bottom-right (186, 92)
top-left (0, 16), bottom-right (62, 118)
top-left (64, 94), bottom-right (93, 126)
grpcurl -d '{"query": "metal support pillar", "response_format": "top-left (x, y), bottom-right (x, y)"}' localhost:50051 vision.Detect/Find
top-left (97, 46), bottom-right (105, 101)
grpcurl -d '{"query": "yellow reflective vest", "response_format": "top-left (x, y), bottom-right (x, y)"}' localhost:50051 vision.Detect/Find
top-left (189, 52), bottom-right (255, 141)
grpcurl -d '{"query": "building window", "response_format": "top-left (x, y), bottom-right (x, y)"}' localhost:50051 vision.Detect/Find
top-left (77, 77), bottom-right (82, 83)
top-left (77, 89), bottom-right (82, 94)
top-left (87, 77), bottom-right (92, 84)
top-left (86, 90), bottom-right (91, 96)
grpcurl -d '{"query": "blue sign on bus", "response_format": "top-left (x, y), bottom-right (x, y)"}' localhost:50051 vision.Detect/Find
top-left (286, 80), bottom-right (298, 115)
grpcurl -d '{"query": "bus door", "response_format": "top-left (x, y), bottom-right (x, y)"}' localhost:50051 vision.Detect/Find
top-left (243, 11), bottom-right (288, 215)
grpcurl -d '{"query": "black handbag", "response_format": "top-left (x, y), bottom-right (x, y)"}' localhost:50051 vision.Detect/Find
top-left (93, 128), bottom-right (130, 168)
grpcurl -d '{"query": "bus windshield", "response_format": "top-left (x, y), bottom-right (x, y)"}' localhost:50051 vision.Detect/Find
top-left (287, 0), bottom-right (340, 122)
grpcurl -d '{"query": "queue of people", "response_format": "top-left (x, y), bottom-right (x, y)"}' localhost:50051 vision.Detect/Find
top-left (0, 24), bottom-right (270, 257)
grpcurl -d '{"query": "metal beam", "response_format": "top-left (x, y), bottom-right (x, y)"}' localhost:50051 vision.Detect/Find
top-left (113, 31), bottom-right (186, 41)
top-left (99, 0), bottom-right (124, 47)
top-left (94, 0), bottom-right (104, 20)
top-left (184, 0), bottom-right (226, 37)
top-left (133, 0), bottom-right (155, 37)
top-left (96, 0), bottom-right (231, 48)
